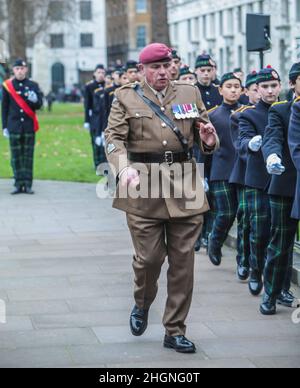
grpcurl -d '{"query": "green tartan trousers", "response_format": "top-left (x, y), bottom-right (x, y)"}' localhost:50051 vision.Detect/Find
top-left (264, 195), bottom-right (298, 298)
top-left (9, 132), bottom-right (35, 188)
top-left (236, 186), bottom-right (251, 268)
top-left (245, 188), bottom-right (271, 274)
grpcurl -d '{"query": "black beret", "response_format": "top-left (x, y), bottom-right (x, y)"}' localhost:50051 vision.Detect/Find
top-left (179, 65), bottom-right (195, 77)
top-left (95, 64), bottom-right (105, 71)
top-left (220, 72), bottom-right (242, 87)
top-left (289, 62), bottom-right (300, 81)
top-left (13, 58), bottom-right (27, 67)
top-left (195, 54), bottom-right (215, 69)
top-left (125, 60), bottom-right (138, 71)
top-left (256, 66), bottom-right (281, 84)
top-left (245, 71), bottom-right (258, 88)
top-left (171, 49), bottom-right (181, 60)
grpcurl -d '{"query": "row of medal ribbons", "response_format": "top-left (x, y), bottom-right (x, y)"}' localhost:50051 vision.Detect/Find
top-left (172, 103), bottom-right (200, 120)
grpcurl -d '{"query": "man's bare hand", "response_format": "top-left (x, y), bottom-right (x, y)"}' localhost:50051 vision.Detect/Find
top-left (197, 122), bottom-right (217, 147)
top-left (120, 167), bottom-right (140, 188)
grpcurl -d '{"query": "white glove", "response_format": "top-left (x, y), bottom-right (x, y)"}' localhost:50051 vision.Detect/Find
top-left (3, 128), bottom-right (9, 138)
top-left (95, 136), bottom-right (102, 147)
top-left (248, 135), bottom-right (262, 152)
top-left (266, 154), bottom-right (286, 175)
top-left (84, 122), bottom-right (90, 130)
top-left (27, 90), bottom-right (38, 103)
top-left (203, 178), bottom-right (209, 193)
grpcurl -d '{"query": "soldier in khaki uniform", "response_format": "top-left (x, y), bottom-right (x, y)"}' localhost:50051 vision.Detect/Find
top-left (105, 43), bottom-right (219, 354)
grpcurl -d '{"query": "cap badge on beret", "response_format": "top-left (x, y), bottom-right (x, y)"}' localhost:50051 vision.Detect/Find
top-left (272, 71), bottom-right (279, 80)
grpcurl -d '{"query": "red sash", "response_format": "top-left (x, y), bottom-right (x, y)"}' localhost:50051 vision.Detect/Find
top-left (3, 79), bottom-right (39, 132)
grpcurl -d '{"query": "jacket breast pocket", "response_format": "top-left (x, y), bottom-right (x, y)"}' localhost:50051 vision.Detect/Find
top-left (126, 109), bottom-right (154, 141)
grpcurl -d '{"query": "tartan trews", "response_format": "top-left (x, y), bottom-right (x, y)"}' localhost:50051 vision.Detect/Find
top-left (236, 186), bottom-right (251, 268)
top-left (264, 196), bottom-right (298, 298)
top-left (210, 181), bottom-right (238, 248)
top-left (9, 132), bottom-right (35, 188)
top-left (246, 188), bottom-right (271, 273)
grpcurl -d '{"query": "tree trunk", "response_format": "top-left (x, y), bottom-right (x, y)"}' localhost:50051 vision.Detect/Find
top-left (151, 0), bottom-right (170, 46)
top-left (6, 0), bottom-right (27, 62)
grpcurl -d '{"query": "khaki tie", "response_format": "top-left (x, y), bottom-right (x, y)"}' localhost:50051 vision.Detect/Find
top-left (156, 92), bottom-right (164, 104)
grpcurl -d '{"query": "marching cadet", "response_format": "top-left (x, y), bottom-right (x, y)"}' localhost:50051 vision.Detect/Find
top-left (92, 81), bottom-right (107, 167)
top-left (230, 71), bottom-right (260, 281)
top-left (84, 64), bottom-right (106, 168)
top-left (105, 43), bottom-right (219, 354)
top-left (194, 54), bottom-right (223, 251)
top-left (260, 63), bottom-right (300, 315)
top-left (238, 67), bottom-right (282, 297)
top-left (178, 65), bottom-right (197, 85)
top-left (289, 99), bottom-right (300, 221)
top-left (169, 49), bottom-right (181, 81)
top-left (1, 58), bottom-right (43, 194)
top-left (207, 73), bottom-right (242, 266)
top-left (125, 60), bottom-right (139, 84)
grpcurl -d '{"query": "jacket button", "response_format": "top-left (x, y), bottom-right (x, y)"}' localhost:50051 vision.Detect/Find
top-left (135, 113), bottom-right (140, 118)
top-left (162, 141), bottom-right (168, 147)
top-left (20, 109), bottom-right (23, 113)
top-left (161, 123), bottom-right (167, 128)
top-left (161, 107), bottom-right (165, 112)
top-left (21, 118), bottom-right (24, 122)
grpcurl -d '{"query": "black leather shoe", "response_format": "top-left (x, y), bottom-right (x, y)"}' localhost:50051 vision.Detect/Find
top-left (24, 186), bottom-right (34, 195)
top-left (248, 270), bottom-right (263, 296)
top-left (11, 187), bottom-right (23, 195)
top-left (194, 237), bottom-right (201, 252)
top-left (260, 293), bottom-right (276, 315)
top-left (164, 335), bottom-right (196, 354)
top-left (208, 235), bottom-right (222, 266)
top-left (277, 290), bottom-right (300, 308)
top-left (130, 306), bottom-right (148, 337)
top-left (237, 264), bottom-right (250, 281)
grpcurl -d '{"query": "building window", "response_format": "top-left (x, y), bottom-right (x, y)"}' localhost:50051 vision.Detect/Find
top-left (136, 25), bottom-right (147, 48)
top-left (136, 0), bottom-right (147, 13)
top-left (80, 1), bottom-right (92, 20)
top-left (49, 1), bottom-right (64, 21)
top-left (80, 33), bottom-right (93, 48)
top-left (50, 34), bottom-right (64, 48)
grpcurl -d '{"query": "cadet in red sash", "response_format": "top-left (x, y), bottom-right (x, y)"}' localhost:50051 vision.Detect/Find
top-left (1, 59), bottom-right (43, 194)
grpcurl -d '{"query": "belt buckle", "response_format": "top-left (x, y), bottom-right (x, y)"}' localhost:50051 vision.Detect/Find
top-left (164, 151), bottom-right (174, 166)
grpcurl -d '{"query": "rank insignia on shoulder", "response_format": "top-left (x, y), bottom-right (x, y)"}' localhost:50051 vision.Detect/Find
top-left (107, 143), bottom-right (116, 154)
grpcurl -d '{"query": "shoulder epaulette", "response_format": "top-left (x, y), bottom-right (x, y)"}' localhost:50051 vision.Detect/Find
top-left (232, 105), bottom-right (246, 115)
top-left (240, 105), bottom-right (256, 113)
top-left (293, 96), bottom-right (300, 104)
top-left (207, 105), bottom-right (219, 114)
top-left (272, 100), bottom-right (288, 107)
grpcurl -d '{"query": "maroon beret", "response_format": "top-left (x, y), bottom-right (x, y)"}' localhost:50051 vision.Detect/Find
top-left (139, 43), bottom-right (172, 65)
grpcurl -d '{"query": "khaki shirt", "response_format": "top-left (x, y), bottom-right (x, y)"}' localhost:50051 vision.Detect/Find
top-left (105, 80), bottom-right (219, 219)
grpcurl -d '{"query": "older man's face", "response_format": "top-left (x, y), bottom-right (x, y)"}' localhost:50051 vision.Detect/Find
top-left (141, 61), bottom-right (171, 91)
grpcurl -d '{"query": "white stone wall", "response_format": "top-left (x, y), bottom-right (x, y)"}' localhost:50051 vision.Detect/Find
top-left (27, 0), bottom-right (107, 94)
top-left (168, 0), bottom-right (300, 86)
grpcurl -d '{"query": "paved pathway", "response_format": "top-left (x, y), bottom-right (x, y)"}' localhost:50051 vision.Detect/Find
top-left (0, 179), bottom-right (299, 368)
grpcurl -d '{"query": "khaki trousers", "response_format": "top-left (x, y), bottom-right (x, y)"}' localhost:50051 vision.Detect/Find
top-left (126, 213), bottom-right (203, 336)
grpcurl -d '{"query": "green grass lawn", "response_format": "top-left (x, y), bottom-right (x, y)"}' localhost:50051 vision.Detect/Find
top-left (0, 103), bottom-right (100, 183)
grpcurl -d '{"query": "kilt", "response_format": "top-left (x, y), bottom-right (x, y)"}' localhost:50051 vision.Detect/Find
top-left (246, 187), bottom-right (271, 273)
top-left (264, 195), bottom-right (298, 298)
top-left (210, 181), bottom-right (238, 248)
top-left (9, 132), bottom-right (35, 188)
top-left (236, 185), bottom-right (250, 267)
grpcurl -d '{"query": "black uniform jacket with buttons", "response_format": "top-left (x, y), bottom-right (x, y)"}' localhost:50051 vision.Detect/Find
top-left (90, 85), bottom-right (106, 136)
top-left (105, 80), bottom-right (219, 219)
top-left (84, 79), bottom-right (105, 124)
top-left (262, 101), bottom-right (297, 198)
top-left (1, 78), bottom-right (43, 134)
top-left (209, 102), bottom-right (240, 182)
top-left (229, 105), bottom-right (252, 186)
top-left (238, 100), bottom-right (272, 191)
top-left (288, 101), bottom-right (300, 219)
